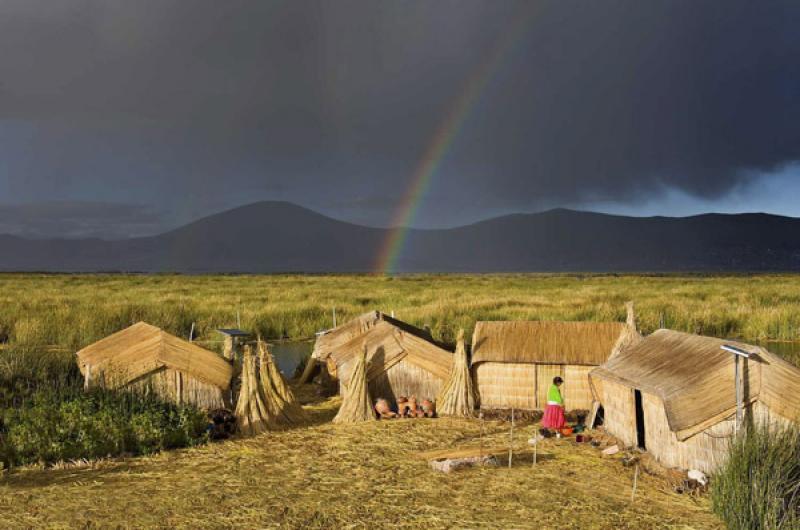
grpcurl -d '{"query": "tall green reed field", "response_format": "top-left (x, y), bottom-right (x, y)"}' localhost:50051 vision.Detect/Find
top-left (712, 421), bottom-right (800, 529)
top-left (1, 273), bottom-right (800, 352)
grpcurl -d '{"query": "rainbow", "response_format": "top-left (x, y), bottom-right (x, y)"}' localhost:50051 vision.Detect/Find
top-left (374, 8), bottom-right (536, 274)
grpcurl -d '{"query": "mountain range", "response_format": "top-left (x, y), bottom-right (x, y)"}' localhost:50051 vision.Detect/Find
top-left (1, 201), bottom-right (798, 273)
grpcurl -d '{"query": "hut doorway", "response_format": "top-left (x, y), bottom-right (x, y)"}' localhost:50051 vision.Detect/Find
top-left (634, 389), bottom-right (646, 449)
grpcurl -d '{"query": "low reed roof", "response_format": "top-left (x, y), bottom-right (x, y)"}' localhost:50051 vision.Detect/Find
top-left (590, 329), bottom-right (800, 440)
top-left (312, 310), bottom-right (434, 361)
top-left (330, 320), bottom-right (453, 387)
top-left (76, 322), bottom-right (233, 390)
top-left (471, 321), bottom-right (631, 366)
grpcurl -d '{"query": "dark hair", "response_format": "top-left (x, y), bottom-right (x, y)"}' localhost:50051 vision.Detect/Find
top-left (553, 376), bottom-right (564, 385)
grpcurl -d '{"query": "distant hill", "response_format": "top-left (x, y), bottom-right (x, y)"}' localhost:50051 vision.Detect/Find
top-left (1, 201), bottom-right (799, 272)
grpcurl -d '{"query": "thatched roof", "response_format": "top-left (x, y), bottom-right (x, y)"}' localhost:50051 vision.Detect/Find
top-left (329, 320), bottom-right (452, 387)
top-left (76, 322), bottom-right (233, 390)
top-left (312, 310), bottom-right (435, 361)
top-left (471, 321), bottom-right (634, 366)
top-left (591, 329), bottom-right (800, 440)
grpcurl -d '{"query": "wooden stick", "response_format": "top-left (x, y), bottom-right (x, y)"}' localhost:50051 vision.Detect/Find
top-left (508, 407), bottom-right (514, 468)
top-left (479, 408), bottom-right (484, 466)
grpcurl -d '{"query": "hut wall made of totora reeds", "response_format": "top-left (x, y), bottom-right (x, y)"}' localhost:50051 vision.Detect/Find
top-left (595, 378), bottom-right (638, 448)
top-left (126, 367), bottom-right (227, 410)
top-left (473, 362), bottom-right (595, 411)
top-left (341, 358), bottom-right (445, 404)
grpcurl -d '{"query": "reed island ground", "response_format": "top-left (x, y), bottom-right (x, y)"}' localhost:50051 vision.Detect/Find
top-left (1, 387), bottom-right (721, 529)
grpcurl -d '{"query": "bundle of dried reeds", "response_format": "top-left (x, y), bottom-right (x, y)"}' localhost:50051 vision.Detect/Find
top-left (437, 329), bottom-right (476, 417)
top-left (257, 340), bottom-right (307, 425)
top-left (235, 345), bottom-right (273, 436)
top-left (332, 345), bottom-right (376, 424)
top-left (297, 356), bottom-right (319, 384)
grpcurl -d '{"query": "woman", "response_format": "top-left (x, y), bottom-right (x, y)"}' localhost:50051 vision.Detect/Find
top-left (542, 376), bottom-right (566, 430)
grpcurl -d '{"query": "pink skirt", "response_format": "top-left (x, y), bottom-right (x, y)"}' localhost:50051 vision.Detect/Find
top-left (542, 404), bottom-right (566, 429)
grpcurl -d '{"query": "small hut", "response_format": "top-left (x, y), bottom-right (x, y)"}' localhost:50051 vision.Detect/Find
top-left (471, 315), bottom-right (639, 411)
top-left (76, 322), bottom-right (233, 409)
top-left (217, 328), bottom-right (251, 361)
top-left (324, 318), bottom-right (453, 403)
top-left (589, 329), bottom-right (800, 473)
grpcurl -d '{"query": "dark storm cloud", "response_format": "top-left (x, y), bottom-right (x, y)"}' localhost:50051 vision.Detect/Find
top-left (0, 0), bottom-right (798, 233)
top-left (0, 201), bottom-right (164, 239)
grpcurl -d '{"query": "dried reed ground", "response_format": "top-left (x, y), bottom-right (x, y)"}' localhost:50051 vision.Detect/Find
top-left (0, 386), bottom-right (720, 529)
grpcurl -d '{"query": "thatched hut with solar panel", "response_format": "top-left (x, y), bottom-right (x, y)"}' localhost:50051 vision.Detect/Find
top-left (76, 322), bottom-right (234, 410)
top-left (313, 311), bottom-right (453, 402)
top-left (589, 329), bottom-right (800, 473)
top-left (471, 305), bottom-right (639, 412)
top-left (217, 328), bottom-right (251, 361)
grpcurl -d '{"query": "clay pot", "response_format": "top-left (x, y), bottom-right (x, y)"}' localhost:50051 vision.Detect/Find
top-left (374, 398), bottom-right (397, 419)
top-left (407, 396), bottom-right (418, 417)
top-left (421, 398), bottom-right (436, 418)
top-left (396, 397), bottom-right (408, 417)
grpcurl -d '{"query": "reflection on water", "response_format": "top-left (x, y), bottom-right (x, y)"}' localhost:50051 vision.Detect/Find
top-left (268, 341), bottom-right (313, 378)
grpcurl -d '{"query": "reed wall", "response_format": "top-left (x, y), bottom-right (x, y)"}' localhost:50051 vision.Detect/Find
top-left (642, 391), bottom-right (734, 473)
top-left (563, 365), bottom-right (594, 410)
top-left (126, 367), bottom-right (227, 410)
top-left (473, 362), bottom-right (595, 411)
top-left (598, 378), bottom-right (637, 447)
top-left (473, 362), bottom-right (537, 409)
top-left (340, 358), bottom-right (445, 404)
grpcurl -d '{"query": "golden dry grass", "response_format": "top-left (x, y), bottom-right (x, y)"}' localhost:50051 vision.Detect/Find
top-left (0, 386), bottom-right (721, 529)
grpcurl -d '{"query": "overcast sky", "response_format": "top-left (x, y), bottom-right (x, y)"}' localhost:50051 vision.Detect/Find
top-left (1, 0), bottom-right (799, 238)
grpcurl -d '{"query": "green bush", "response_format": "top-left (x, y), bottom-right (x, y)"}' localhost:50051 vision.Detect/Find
top-left (0, 348), bottom-right (209, 467)
top-left (711, 422), bottom-right (800, 529)
top-left (0, 388), bottom-right (209, 467)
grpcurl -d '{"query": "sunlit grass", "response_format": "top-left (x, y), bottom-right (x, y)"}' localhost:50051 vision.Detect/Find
top-left (1, 274), bottom-right (800, 354)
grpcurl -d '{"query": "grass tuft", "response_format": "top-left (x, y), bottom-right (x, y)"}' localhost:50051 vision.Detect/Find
top-left (711, 421), bottom-right (800, 529)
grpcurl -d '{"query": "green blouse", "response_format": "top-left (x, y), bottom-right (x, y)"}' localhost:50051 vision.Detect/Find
top-left (547, 383), bottom-right (563, 405)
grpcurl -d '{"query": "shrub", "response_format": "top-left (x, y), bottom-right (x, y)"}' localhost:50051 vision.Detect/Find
top-left (711, 422), bottom-right (800, 529)
top-left (0, 386), bottom-right (209, 468)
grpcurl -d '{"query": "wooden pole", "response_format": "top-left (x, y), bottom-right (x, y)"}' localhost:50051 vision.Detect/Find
top-left (237, 296), bottom-right (242, 329)
top-left (189, 322), bottom-right (195, 342)
top-left (84, 363), bottom-right (92, 391)
top-left (479, 408), bottom-right (484, 465)
top-left (735, 354), bottom-right (741, 436)
top-left (508, 407), bottom-right (514, 468)
top-left (332, 307), bottom-right (337, 328)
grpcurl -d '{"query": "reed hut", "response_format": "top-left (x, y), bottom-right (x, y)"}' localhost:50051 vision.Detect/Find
top-left (589, 329), bottom-right (800, 473)
top-left (76, 322), bottom-right (233, 409)
top-left (301, 311), bottom-right (389, 384)
top-left (471, 315), bottom-right (639, 411)
top-left (217, 328), bottom-right (250, 361)
top-left (326, 319), bottom-right (453, 403)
